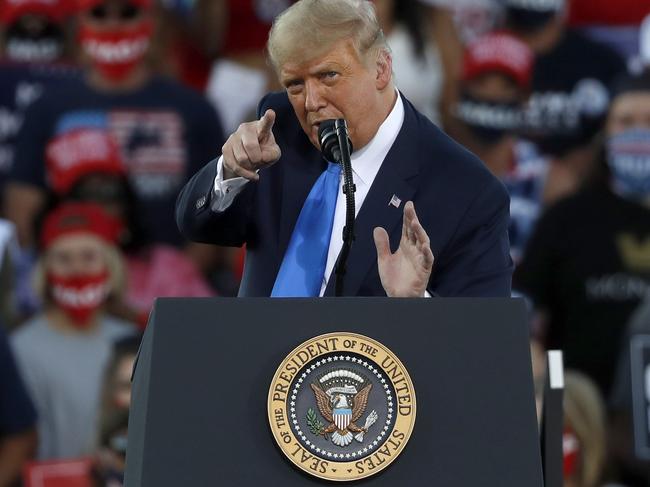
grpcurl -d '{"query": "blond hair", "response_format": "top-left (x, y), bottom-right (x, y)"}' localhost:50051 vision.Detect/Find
top-left (267, 0), bottom-right (388, 71)
top-left (563, 371), bottom-right (607, 487)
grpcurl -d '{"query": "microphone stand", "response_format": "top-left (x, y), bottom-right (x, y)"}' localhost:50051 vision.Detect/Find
top-left (334, 119), bottom-right (355, 297)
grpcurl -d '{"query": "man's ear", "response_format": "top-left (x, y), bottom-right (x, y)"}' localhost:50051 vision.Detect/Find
top-left (375, 50), bottom-right (392, 91)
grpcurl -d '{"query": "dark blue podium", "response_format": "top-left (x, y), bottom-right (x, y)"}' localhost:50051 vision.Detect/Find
top-left (125, 297), bottom-right (543, 486)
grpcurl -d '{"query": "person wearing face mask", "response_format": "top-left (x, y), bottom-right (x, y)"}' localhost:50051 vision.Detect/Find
top-left (4, 0), bottom-right (224, 253)
top-left (10, 202), bottom-right (135, 460)
top-left (0, 0), bottom-right (71, 63)
top-left (0, 0), bottom-right (78, 199)
top-left (449, 31), bottom-right (542, 263)
top-left (503, 0), bottom-right (627, 204)
top-left (514, 72), bottom-right (650, 401)
top-left (0, 0), bottom-right (81, 320)
top-left (44, 128), bottom-right (215, 326)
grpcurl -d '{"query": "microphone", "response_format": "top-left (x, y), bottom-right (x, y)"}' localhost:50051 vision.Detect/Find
top-left (317, 119), bottom-right (356, 296)
top-left (318, 120), bottom-right (353, 163)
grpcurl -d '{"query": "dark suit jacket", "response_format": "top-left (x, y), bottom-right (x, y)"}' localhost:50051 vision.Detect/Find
top-left (176, 92), bottom-right (513, 297)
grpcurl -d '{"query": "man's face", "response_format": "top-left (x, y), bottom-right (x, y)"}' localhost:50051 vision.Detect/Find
top-left (607, 92), bottom-right (650, 136)
top-left (279, 39), bottom-right (390, 152)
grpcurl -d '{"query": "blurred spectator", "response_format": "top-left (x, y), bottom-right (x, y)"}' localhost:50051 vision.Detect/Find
top-left (568, 0), bottom-right (650, 65)
top-left (504, 0), bottom-right (627, 204)
top-left (0, 0), bottom-right (74, 63)
top-left (642, 14), bottom-right (650, 73)
top-left (514, 72), bottom-right (650, 398)
top-left (448, 31), bottom-right (544, 262)
top-left (563, 371), bottom-right (607, 487)
top-left (451, 31), bottom-right (533, 178)
top-left (374, 0), bottom-right (443, 124)
top-left (419, 0), bottom-right (502, 45)
top-left (609, 299), bottom-right (650, 486)
top-left (153, 0), bottom-right (226, 91)
top-left (0, 324), bottom-right (37, 487)
top-left (10, 203), bottom-right (135, 460)
top-left (530, 337), bottom-right (546, 421)
top-left (92, 335), bottom-right (140, 487)
top-left (415, 1), bottom-right (468, 129)
top-left (0, 219), bottom-right (19, 326)
top-left (4, 0), bottom-right (224, 251)
top-left (0, 1), bottom-right (81, 319)
top-left (205, 0), bottom-right (294, 134)
top-left (45, 127), bottom-right (214, 326)
top-left (0, 0), bottom-right (78, 196)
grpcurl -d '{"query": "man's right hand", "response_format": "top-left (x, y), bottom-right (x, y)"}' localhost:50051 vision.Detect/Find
top-left (222, 109), bottom-right (282, 181)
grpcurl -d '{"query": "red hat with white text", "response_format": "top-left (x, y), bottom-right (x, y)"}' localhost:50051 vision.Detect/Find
top-left (462, 32), bottom-right (534, 90)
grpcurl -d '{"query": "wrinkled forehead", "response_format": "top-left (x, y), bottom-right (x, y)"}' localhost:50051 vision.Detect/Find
top-left (279, 39), bottom-right (362, 81)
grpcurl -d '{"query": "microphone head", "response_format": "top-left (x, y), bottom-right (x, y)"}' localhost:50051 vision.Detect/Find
top-left (318, 119), bottom-right (352, 163)
top-left (318, 120), bottom-right (339, 162)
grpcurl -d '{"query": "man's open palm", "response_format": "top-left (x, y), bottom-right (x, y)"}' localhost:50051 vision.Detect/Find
top-left (373, 201), bottom-right (434, 297)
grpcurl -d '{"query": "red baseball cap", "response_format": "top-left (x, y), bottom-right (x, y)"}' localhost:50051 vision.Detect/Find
top-left (45, 128), bottom-right (126, 196)
top-left (76, 0), bottom-right (152, 12)
top-left (462, 32), bottom-right (534, 90)
top-left (0, 0), bottom-right (72, 24)
top-left (41, 202), bottom-right (124, 249)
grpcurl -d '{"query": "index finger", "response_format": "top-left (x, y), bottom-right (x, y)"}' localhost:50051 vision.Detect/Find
top-left (257, 109), bottom-right (276, 138)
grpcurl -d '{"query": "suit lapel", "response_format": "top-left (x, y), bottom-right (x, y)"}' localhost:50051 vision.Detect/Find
top-left (324, 102), bottom-right (421, 296)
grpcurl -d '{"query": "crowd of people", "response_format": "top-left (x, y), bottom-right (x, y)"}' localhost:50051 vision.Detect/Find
top-left (0, 0), bottom-right (649, 485)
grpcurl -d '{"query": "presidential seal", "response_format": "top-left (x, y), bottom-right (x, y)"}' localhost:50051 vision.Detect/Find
top-left (268, 332), bottom-right (416, 481)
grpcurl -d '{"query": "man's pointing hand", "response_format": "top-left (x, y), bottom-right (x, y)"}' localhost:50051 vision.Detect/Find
top-left (222, 109), bottom-right (282, 181)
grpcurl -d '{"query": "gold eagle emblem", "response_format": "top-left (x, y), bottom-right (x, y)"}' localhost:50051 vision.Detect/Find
top-left (310, 382), bottom-right (377, 447)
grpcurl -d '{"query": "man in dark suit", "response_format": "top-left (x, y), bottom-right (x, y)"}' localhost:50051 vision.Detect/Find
top-left (176, 0), bottom-right (512, 298)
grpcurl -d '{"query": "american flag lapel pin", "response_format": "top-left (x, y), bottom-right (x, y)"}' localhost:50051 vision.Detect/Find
top-left (389, 194), bottom-right (402, 208)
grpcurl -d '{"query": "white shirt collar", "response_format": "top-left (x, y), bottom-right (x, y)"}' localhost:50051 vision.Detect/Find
top-left (349, 90), bottom-right (405, 186)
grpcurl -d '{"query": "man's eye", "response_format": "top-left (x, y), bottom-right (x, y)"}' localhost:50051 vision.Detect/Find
top-left (324, 72), bottom-right (338, 79)
top-left (286, 81), bottom-right (303, 92)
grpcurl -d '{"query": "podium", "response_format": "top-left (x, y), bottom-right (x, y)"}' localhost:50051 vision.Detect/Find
top-left (125, 298), bottom-right (543, 486)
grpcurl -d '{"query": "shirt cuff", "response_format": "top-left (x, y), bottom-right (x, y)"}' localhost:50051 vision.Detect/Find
top-left (424, 290), bottom-right (432, 298)
top-left (212, 155), bottom-right (250, 212)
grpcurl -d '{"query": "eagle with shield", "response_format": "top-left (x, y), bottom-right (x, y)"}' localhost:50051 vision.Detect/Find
top-left (309, 369), bottom-right (378, 447)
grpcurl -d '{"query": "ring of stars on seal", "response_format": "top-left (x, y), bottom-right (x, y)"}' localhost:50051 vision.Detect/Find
top-left (268, 332), bottom-right (416, 482)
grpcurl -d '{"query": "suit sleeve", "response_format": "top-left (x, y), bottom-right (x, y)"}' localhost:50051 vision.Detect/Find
top-left (175, 94), bottom-right (279, 247)
top-left (175, 157), bottom-right (255, 246)
top-left (432, 177), bottom-right (513, 297)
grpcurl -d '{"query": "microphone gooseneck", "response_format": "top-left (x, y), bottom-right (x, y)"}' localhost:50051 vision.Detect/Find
top-left (318, 119), bottom-right (356, 297)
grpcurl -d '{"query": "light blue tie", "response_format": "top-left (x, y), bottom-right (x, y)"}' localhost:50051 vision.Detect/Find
top-left (271, 162), bottom-right (341, 297)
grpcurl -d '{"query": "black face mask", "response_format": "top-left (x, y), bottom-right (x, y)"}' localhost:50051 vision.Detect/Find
top-left (4, 20), bottom-right (64, 62)
top-left (456, 94), bottom-right (523, 146)
top-left (505, 7), bottom-right (558, 33)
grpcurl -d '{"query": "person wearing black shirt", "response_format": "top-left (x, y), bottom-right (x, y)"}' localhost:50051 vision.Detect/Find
top-left (503, 0), bottom-right (627, 203)
top-left (4, 0), bottom-right (224, 249)
top-left (515, 73), bottom-right (650, 399)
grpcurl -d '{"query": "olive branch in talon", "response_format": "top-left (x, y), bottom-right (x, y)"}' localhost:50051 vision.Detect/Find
top-left (307, 408), bottom-right (328, 439)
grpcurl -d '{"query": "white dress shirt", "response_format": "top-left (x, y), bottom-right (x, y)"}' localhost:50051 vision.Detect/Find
top-left (211, 91), bottom-right (405, 296)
